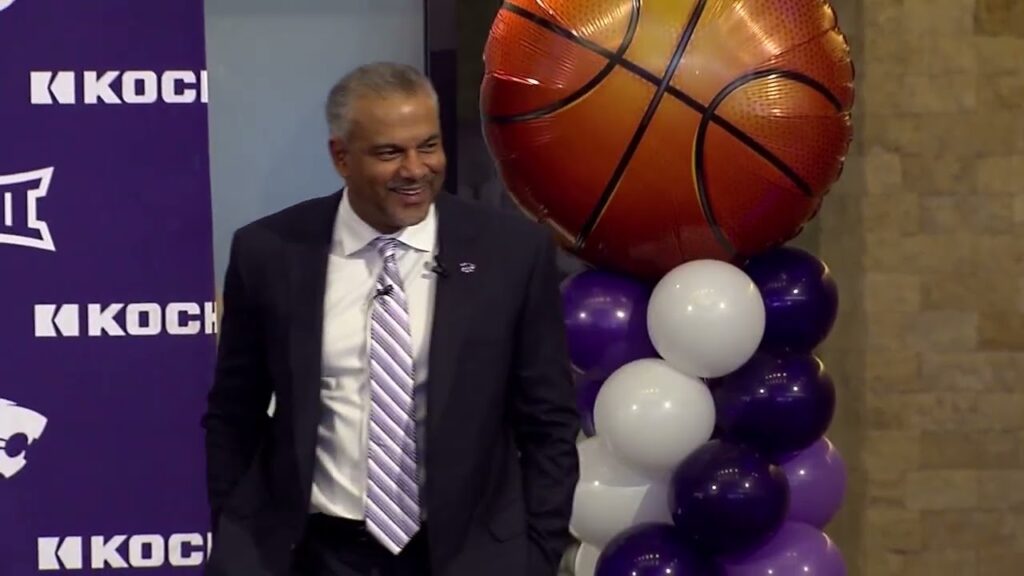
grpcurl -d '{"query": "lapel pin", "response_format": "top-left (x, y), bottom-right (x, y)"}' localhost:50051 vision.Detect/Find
top-left (460, 262), bottom-right (476, 274)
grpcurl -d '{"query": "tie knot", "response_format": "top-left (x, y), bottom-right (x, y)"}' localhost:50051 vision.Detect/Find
top-left (371, 236), bottom-right (401, 261)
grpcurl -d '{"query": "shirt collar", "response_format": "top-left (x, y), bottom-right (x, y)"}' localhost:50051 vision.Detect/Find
top-left (334, 187), bottom-right (437, 257)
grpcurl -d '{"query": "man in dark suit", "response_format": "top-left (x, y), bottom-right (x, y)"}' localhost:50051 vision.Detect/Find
top-left (201, 62), bottom-right (580, 576)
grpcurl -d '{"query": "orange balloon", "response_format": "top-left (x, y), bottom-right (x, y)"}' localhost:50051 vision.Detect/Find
top-left (481, 0), bottom-right (854, 281)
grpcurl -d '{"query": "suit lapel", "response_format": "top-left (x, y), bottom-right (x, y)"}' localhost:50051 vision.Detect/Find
top-left (426, 194), bottom-right (481, 437)
top-left (287, 192), bottom-right (340, 480)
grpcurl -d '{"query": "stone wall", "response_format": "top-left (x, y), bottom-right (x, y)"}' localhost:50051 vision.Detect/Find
top-left (816, 0), bottom-right (1024, 573)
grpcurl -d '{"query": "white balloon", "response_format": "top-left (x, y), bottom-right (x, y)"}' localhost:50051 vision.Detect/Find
top-left (574, 543), bottom-right (601, 576)
top-left (592, 358), bottom-right (715, 476)
top-left (570, 436), bottom-right (673, 548)
top-left (559, 541), bottom-right (581, 576)
top-left (647, 259), bottom-right (765, 378)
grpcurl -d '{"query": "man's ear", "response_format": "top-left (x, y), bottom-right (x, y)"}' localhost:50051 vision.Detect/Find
top-left (329, 138), bottom-right (350, 178)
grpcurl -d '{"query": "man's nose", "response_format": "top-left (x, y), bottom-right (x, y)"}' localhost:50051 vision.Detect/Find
top-left (398, 152), bottom-right (429, 180)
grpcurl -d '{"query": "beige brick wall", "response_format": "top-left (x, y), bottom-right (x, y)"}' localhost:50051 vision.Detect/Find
top-left (813, 0), bottom-right (1024, 574)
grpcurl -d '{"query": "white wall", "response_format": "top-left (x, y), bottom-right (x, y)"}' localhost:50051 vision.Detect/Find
top-left (204, 0), bottom-right (425, 288)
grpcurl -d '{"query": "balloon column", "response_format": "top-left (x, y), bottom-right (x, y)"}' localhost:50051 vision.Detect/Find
top-left (481, 0), bottom-right (854, 575)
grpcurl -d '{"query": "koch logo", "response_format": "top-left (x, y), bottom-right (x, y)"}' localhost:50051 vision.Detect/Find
top-left (0, 167), bottom-right (56, 252)
top-left (0, 398), bottom-right (48, 479)
top-left (31, 70), bottom-right (208, 105)
top-left (38, 532), bottom-right (212, 570)
top-left (34, 302), bottom-right (218, 337)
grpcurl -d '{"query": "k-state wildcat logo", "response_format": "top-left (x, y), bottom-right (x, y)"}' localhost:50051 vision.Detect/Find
top-left (0, 398), bottom-right (48, 479)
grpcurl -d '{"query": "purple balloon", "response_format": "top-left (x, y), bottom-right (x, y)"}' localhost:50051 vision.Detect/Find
top-left (669, 440), bottom-right (789, 557)
top-left (560, 269), bottom-right (658, 374)
top-left (779, 438), bottom-right (847, 528)
top-left (719, 522), bottom-right (846, 576)
top-left (575, 368), bottom-right (605, 437)
top-left (596, 523), bottom-right (714, 576)
top-left (742, 247), bottom-right (838, 353)
top-left (712, 352), bottom-right (836, 458)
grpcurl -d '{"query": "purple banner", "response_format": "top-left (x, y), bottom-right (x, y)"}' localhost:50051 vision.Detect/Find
top-left (1, 1), bottom-right (216, 574)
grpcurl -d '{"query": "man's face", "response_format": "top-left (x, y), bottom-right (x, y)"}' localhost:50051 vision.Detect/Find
top-left (330, 90), bottom-right (446, 233)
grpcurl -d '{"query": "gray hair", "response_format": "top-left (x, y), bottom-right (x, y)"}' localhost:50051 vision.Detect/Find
top-left (325, 61), bottom-right (438, 140)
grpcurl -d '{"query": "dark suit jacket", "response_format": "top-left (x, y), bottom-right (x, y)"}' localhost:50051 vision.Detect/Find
top-left (201, 190), bottom-right (580, 576)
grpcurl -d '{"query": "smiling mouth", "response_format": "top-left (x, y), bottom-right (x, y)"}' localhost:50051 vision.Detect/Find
top-left (390, 184), bottom-right (427, 197)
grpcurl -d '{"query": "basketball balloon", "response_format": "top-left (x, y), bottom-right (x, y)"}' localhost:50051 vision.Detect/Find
top-left (481, 0), bottom-right (854, 280)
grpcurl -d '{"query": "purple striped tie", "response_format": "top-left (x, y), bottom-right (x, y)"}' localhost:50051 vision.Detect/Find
top-left (366, 237), bottom-right (420, 554)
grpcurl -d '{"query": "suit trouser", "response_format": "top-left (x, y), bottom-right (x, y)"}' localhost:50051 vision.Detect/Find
top-left (291, 514), bottom-right (431, 576)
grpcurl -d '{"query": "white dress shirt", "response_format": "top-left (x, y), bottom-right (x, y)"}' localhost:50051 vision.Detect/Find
top-left (309, 190), bottom-right (437, 520)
